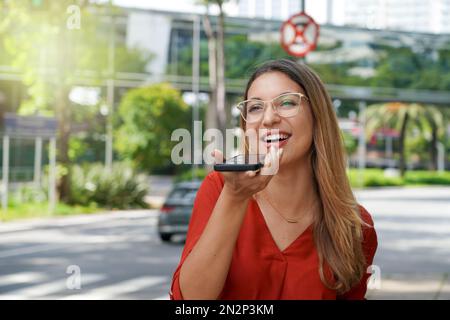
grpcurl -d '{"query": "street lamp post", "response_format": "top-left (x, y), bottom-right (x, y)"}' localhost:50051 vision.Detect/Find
top-left (358, 101), bottom-right (367, 187)
top-left (105, 2), bottom-right (115, 171)
top-left (1, 135), bottom-right (9, 214)
top-left (437, 142), bottom-right (445, 172)
top-left (192, 15), bottom-right (201, 180)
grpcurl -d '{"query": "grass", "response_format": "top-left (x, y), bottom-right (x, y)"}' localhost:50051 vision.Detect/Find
top-left (0, 202), bottom-right (100, 222)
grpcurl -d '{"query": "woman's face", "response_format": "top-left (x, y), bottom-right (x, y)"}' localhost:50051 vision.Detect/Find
top-left (245, 71), bottom-right (315, 168)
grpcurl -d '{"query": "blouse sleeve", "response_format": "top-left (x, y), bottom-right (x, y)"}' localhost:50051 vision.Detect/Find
top-left (169, 172), bottom-right (224, 300)
top-left (337, 205), bottom-right (378, 300)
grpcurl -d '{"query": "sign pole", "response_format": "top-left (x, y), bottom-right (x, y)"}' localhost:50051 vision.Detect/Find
top-left (386, 135), bottom-right (393, 168)
top-left (48, 137), bottom-right (57, 213)
top-left (326, 0), bottom-right (332, 24)
top-left (2, 135), bottom-right (9, 215)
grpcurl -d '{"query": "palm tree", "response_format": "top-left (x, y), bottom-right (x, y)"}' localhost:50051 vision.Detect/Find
top-left (404, 104), bottom-right (445, 171)
top-left (364, 102), bottom-right (444, 176)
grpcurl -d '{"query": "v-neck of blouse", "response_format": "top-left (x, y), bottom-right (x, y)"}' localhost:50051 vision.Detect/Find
top-left (251, 198), bottom-right (314, 255)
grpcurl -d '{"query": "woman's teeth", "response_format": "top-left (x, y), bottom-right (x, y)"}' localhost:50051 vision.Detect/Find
top-left (264, 134), bottom-right (291, 142)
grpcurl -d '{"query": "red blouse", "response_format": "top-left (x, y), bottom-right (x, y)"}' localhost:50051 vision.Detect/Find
top-left (170, 171), bottom-right (378, 300)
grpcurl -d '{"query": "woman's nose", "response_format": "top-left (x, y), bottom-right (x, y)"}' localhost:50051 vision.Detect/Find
top-left (261, 102), bottom-right (281, 126)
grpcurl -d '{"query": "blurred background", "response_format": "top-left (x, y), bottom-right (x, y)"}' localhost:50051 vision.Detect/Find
top-left (0, 0), bottom-right (449, 300)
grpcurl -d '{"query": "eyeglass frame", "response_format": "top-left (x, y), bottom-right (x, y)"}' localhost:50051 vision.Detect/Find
top-left (235, 92), bottom-right (309, 123)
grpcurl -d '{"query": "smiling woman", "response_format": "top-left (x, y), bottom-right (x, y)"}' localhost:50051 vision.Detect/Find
top-left (170, 59), bottom-right (378, 300)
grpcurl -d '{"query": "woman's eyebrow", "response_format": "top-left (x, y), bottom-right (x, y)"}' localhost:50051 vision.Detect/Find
top-left (248, 91), bottom-right (294, 100)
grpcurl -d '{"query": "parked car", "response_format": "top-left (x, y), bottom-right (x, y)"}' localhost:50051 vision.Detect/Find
top-left (157, 180), bottom-right (201, 242)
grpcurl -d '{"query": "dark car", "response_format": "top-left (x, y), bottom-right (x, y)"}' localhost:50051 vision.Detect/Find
top-left (157, 180), bottom-right (202, 242)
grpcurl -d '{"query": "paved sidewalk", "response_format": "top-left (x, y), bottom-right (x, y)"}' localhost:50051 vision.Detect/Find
top-left (366, 273), bottom-right (449, 299)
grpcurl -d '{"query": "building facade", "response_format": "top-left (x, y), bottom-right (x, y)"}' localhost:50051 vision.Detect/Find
top-left (237, 0), bottom-right (302, 20)
top-left (342, 0), bottom-right (450, 34)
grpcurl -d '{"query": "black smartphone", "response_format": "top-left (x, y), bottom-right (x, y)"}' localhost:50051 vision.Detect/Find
top-left (213, 154), bottom-right (265, 172)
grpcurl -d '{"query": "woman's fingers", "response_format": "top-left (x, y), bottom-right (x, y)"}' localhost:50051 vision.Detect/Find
top-left (221, 148), bottom-right (285, 198)
top-left (277, 148), bottom-right (284, 161)
top-left (261, 146), bottom-right (278, 175)
top-left (212, 149), bottom-right (225, 164)
top-left (246, 170), bottom-right (257, 178)
top-left (264, 149), bottom-right (272, 167)
top-left (217, 148), bottom-right (284, 196)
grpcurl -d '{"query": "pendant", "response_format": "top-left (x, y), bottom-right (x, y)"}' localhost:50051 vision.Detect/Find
top-left (286, 218), bottom-right (298, 223)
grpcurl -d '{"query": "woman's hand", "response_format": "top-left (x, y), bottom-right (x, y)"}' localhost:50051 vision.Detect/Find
top-left (212, 147), bottom-right (283, 202)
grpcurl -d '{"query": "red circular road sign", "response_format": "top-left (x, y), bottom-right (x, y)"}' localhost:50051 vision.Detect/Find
top-left (280, 12), bottom-right (320, 57)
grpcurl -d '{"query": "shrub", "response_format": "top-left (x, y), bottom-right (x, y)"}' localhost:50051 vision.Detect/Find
top-left (69, 162), bottom-right (149, 209)
top-left (9, 185), bottom-right (47, 206)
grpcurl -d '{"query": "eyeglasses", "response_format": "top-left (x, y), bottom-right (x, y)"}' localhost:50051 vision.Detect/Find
top-left (236, 92), bottom-right (308, 123)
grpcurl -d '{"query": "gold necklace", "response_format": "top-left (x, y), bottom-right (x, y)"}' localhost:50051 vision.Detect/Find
top-left (257, 191), bottom-right (317, 224)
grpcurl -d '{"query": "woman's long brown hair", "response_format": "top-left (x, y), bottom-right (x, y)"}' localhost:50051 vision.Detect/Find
top-left (241, 59), bottom-right (368, 294)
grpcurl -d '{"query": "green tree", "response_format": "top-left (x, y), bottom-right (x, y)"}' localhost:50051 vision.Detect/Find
top-left (0, 1), bottom-right (152, 201)
top-left (364, 102), bottom-right (444, 176)
top-left (114, 83), bottom-right (190, 173)
top-left (370, 45), bottom-right (450, 90)
top-left (1, 0), bottom-right (92, 200)
top-left (169, 34), bottom-right (290, 80)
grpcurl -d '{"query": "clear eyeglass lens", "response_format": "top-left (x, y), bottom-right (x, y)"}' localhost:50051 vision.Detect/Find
top-left (239, 94), bottom-right (302, 123)
top-left (274, 94), bottom-right (301, 117)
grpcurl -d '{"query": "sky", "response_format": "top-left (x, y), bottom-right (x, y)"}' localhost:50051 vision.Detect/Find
top-left (111, 0), bottom-right (346, 25)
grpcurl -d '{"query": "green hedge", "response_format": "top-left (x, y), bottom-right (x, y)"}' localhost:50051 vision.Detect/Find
top-left (404, 170), bottom-right (450, 185)
top-left (347, 169), bottom-right (404, 187)
top-left (175, 167), bottom-right (450, 188)
top-left (348, 168), bottom-right (450, 187)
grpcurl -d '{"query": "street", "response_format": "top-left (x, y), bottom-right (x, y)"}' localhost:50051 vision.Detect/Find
top-left (0, 210), bottom-right (182, 299)
top-left (356, 186), bottom-right (450, 299)
top-left (0, 186), bottom-right (449, 299)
